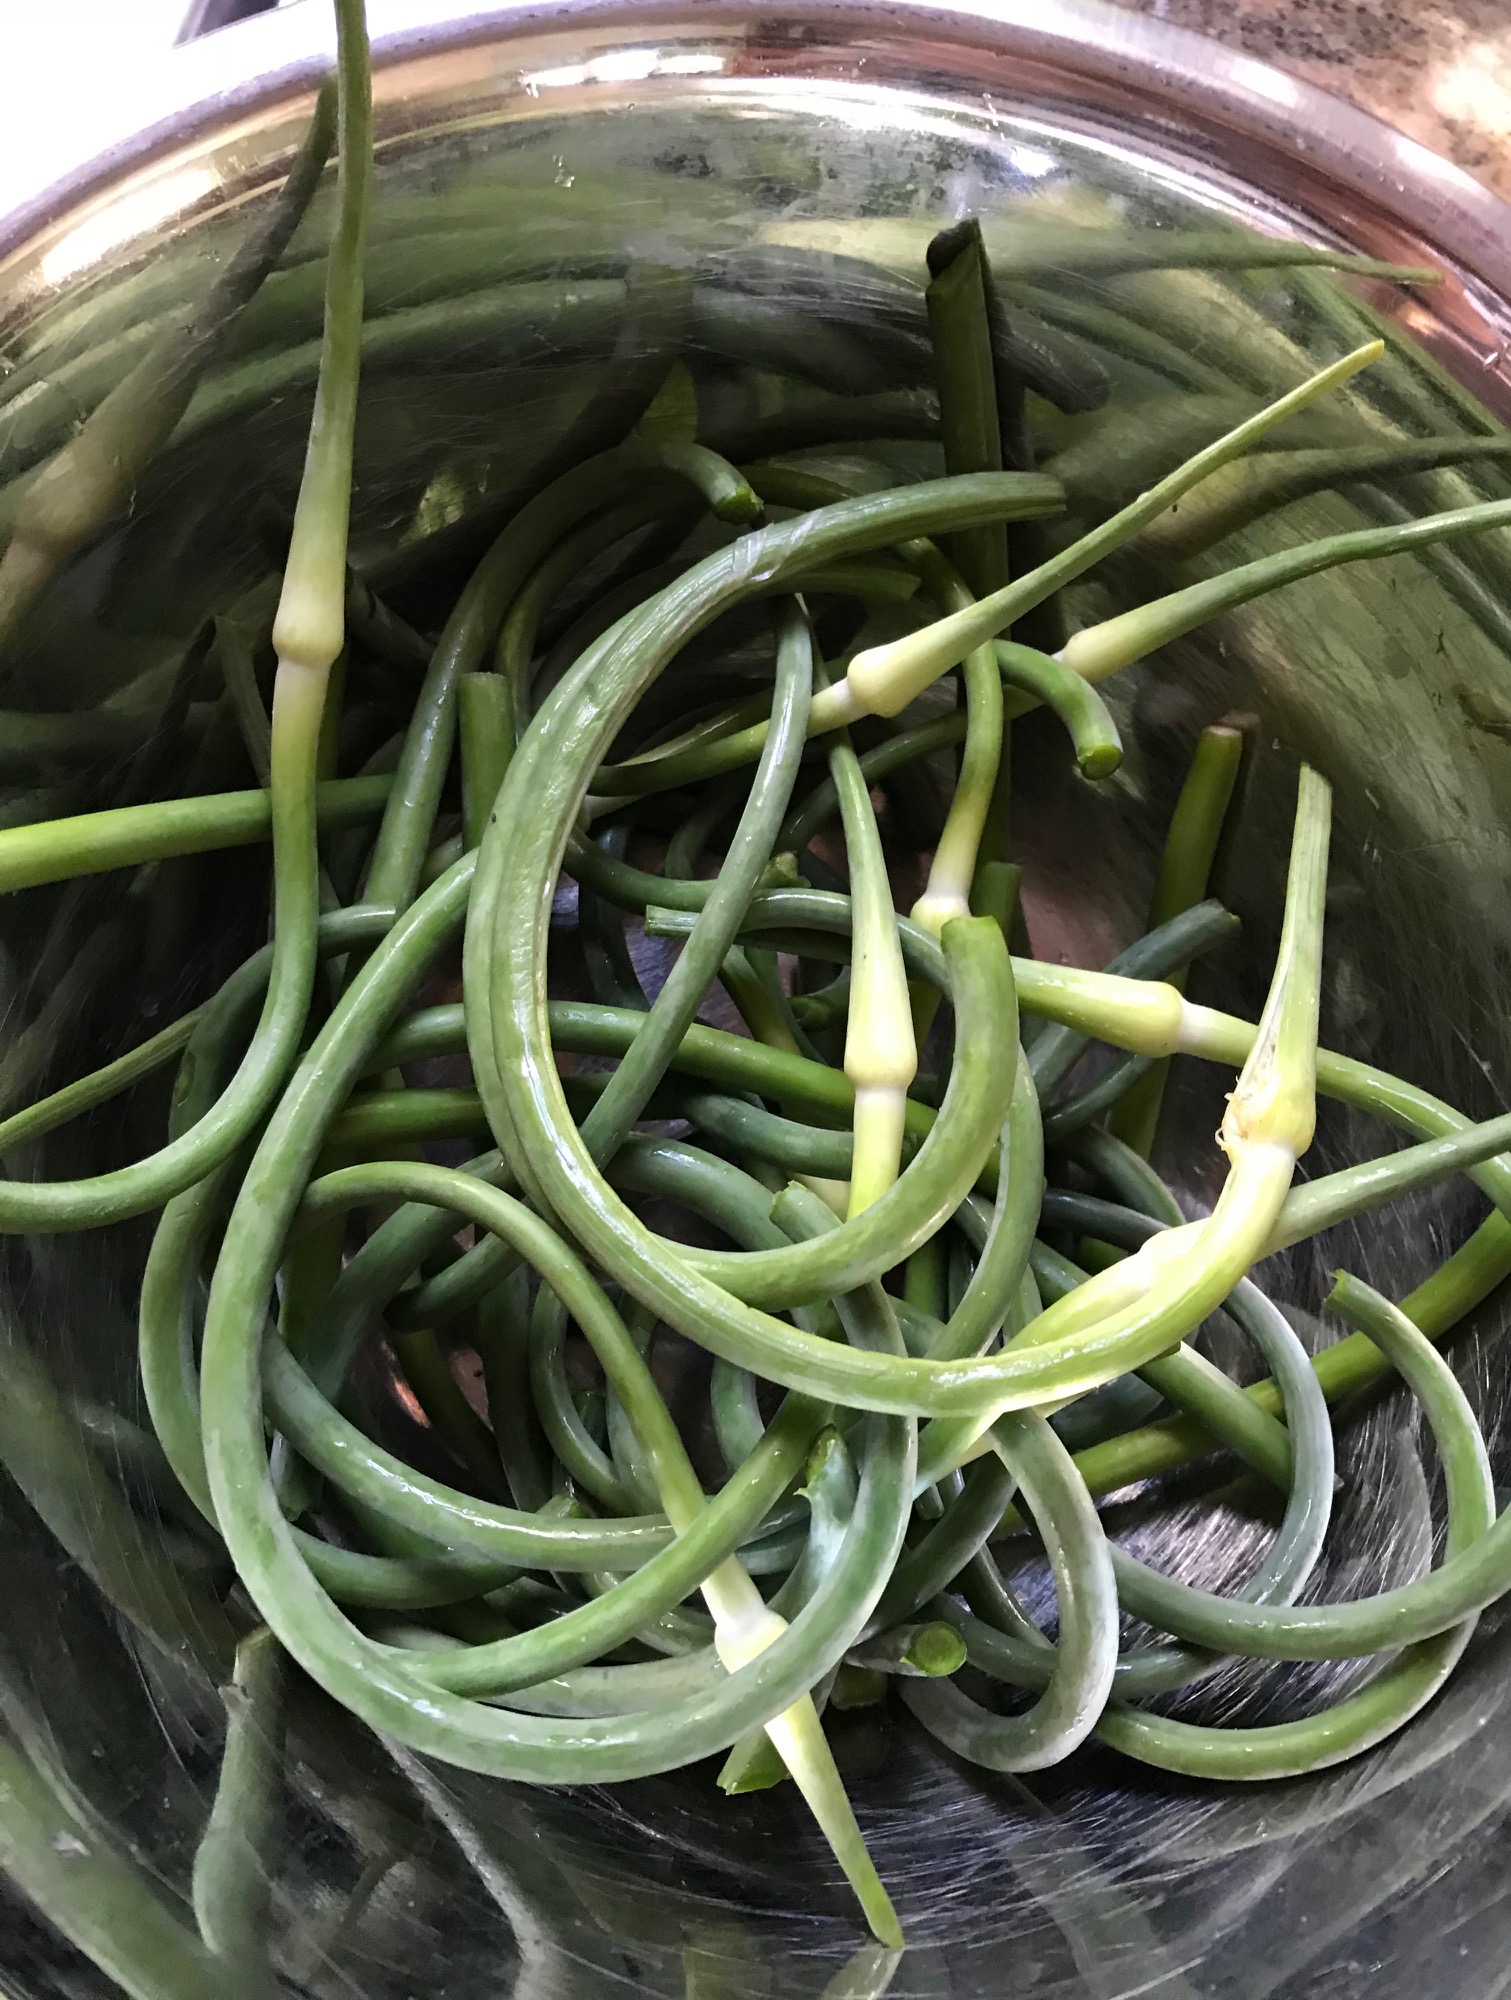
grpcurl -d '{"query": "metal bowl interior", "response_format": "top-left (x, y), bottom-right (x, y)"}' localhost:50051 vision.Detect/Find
top-left (5, 8), bottom-right (1511, 1997)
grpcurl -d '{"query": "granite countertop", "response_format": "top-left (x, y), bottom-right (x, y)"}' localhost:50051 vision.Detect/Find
top-left (1112, 0), bottom-right (1511, 199)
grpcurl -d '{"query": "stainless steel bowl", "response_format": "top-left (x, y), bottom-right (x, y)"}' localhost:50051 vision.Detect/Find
top-left (6, 7), bottom-right (1511, 1996)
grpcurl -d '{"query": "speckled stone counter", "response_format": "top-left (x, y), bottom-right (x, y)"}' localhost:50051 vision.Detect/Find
top-left (1112, 0), bottom-right (1511, 197)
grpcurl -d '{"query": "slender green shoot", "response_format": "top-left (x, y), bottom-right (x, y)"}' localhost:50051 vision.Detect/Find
top-left (191, 1627), bottom-right (285, 1968)
top-left (0, 1008), bottom-right (201, 1155)
top-left (908, 551), bottom-right (1003, 942)
top-left (938, 768), bottom-right (1329, 1473)
top-left (1109, 722), bottom-right (1245, 1154)
top-left (1061, 492), bottom-right (1511, 682)
top-left (270, 1), bottom-right (371, 682)
top-left (831, 734), bottom-right (917, 1216)
top-left (0, 86), bottom-right (337, 641)
top-left (1142, 432), bottom-right (1511, 559)
top-left (459, 672), bottom-right (516, 848)
top-left (821, 343), bottom-right (1382, 724)
top-left (0, 776), bottom-right (390, 895)
top-left (0, 1736), bottom-right (228, 2000)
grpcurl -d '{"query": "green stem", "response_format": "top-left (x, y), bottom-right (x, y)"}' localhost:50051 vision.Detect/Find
top-left (995, 641), bottom-right (1122, 777)
top-left (1108, 722), bottom-right (1244, 1155)
top-left (1062, 493), bottom-right (1511, 681)
top-left (458, 672), bottom-right (515, 848)
top-left (270, 0), bottom-right (371, 677)
top-left (830, 711), bottom-right (918, 1215)
top-left (0, 775), bottom-right (389, 894)
top-left (0, 1737), bottom-right (230, 2000)
top-left (0, 1006), bottom-right (200, 1154)
top-left (0, 85), bottom-right (336, 642)
top-left (192, 1628), bottom-right (285, 1967)
top-left (837, 344), bottom-right (1381, 719)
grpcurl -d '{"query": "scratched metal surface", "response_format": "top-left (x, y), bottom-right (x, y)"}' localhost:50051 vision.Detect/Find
top-left (4, 8), bottom-right (1511, 1996)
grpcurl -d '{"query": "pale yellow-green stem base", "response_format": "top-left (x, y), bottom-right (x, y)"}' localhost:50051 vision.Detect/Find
top-left (1012, 960), bottom-right (1190, 1055)
top-left (801, 1176), bottom-right (853, 1216)
top-left (930, 1140), bottom-right (1301, 1477)
top-left (904, 890), bottom-right (959, 1053)
top-left (1178, 1001), bottom-right (1265, 1063)
top-left (808, 680), bottom-right (867, 734)
top-left (272, 580), bottom-right (348, 676)
top-left (1010, 1226), bottom-right (1196, 1354)
top-left (703, 1565), bottom-right (901, 1947)
top-left (912, 632), bottom-right (1004, 935)
top-left (270, 656), bottom-right (333, 761)
top-left (847, 1083), bottom-right (910, 1218)
top-left (761, 1698), bottom-right (903, 1948)
top-left (911, 885), bottom-right (972, 938)
top-left (1057, 625), bottom-right (1140, 683)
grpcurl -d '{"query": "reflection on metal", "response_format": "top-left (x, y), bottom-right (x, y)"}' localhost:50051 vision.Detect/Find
top-left (522, 46), bottom-right (728, 92)
top-left (38, 166), bottom-right (222, 289)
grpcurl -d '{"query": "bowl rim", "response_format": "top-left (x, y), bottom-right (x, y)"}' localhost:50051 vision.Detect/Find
top-left (4, 0), bottom-right (1511, 295)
